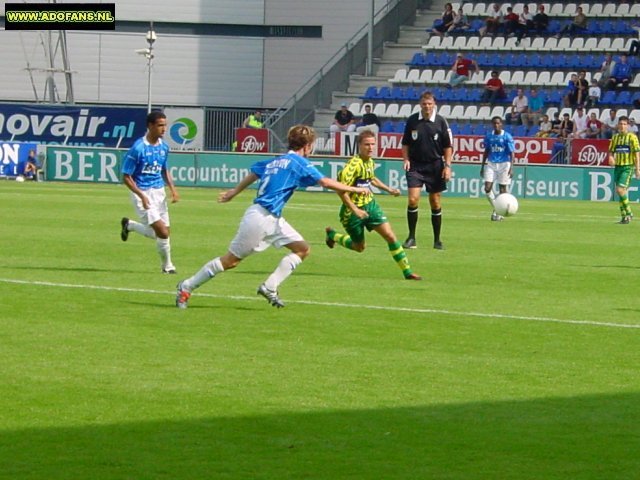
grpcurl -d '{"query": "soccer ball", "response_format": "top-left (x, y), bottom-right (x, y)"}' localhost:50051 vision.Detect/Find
top-left (494, 193), bottom-right (519, 217)
top-left (15, 175), bottom-right (25, 183)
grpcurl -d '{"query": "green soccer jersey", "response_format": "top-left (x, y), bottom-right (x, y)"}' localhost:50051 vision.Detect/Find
top-left (609, 132), bottom-right (640, 166)
top-left (338, 154), bottom-right (374, 207)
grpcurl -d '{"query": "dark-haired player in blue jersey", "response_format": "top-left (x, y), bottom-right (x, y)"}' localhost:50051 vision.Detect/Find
top-left (175, 125), bottom-right (368, 309)
top-left (120, 110), bottom-right (180, 273)
top-left (480, 116), bottom-right (515, 221)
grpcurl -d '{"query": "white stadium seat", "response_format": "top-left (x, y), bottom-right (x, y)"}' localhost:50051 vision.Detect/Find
top-left (405, 69), bottom-right (421, 84)
top-left (385, 103), bottom-right (400, 118)
top-left (390, 68), bottom-right (408, 84)
top-left (397, 104), bottom-right (413, 119)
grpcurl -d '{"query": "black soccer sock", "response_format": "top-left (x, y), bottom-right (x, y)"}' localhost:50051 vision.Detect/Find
top-left (431, 208), bottom-right (442, 243)
top-left (407, 207), bottom-right (418, 239)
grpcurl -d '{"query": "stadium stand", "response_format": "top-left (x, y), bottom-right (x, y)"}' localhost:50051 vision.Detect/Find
top-left (317, 1), bottom-right (640, 137)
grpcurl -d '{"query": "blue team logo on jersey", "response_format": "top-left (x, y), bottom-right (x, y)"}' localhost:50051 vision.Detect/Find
top-left (169, 117), bottom-right (198, 145)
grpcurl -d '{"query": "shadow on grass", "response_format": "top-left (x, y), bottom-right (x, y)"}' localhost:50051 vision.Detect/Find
top-left (2, 393), bottom-right (639, 480)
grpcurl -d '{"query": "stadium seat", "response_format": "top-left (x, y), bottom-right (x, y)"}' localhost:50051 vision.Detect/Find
top-left (614, 3), bottom-right (630, 17)
top-left (473, 2), bottom-right (487, 16)
top-left (405, 86), bottom-right (421, 101)
top-left (385, 103), bottom-right (400, 118)
top-left (349, 102), bottom-right (362, 116)
top-left (393, 121), bottom-right (406, 133)
top-left (397, 104), bottom-right (413, 119)
top-left (524, 71), bottom-right (538, 86)
top-left (590, 4), bottom-right (603, 16)
top-left (616, 91), bottom-right (632, 106)
top-left (465, 105), bottom-right (478, 120)
top-left (373, 103), bottom-right (387, 117)
top-left (408, 52), bottom-right (426, 68)
top-left (361, 86), bottom-right (378, 100)
top-left (391, 86), bottom-right (407, 101)
top-left (549, 72), bottom-right (565, 87)
top-left (537, 71), bottom-right (551, 86)
top-left (405, 69), bottom-right (421, 84)
top-left (380, 120), bottom-right (395, 133)
top-left (458, 123), bottom-right (474, 135)
top-left (477, 106), bottom-right (492, 121)
top-left (437, 105), bottom-right (452, 118)
top-left (390, 68), bottom-right (408, 84)
top-left (601, 90), bottom-right (616, 105)
top-left (419, 70), bottom-right (433, 84)
top-left (489, 106), bottom-right (504, 119)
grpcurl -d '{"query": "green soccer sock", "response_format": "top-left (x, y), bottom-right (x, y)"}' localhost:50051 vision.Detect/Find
top-left (334, 232), bottom-right (353, 250)
top-left (620, 193), bottom-right (632, 216)
top-left (388, 241), bottom-right (412, 278)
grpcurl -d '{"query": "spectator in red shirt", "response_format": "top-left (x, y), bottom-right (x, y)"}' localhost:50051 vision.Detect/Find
top-left (480, 71), bottom-right (506, 105)
top-left (585, 112), bottom-right (602, 139)
top-left (448, 52), bottom-right (479, 87)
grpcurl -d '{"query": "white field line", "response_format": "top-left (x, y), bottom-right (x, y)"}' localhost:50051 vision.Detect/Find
top-left (1, 278), bottom-right (639, 330)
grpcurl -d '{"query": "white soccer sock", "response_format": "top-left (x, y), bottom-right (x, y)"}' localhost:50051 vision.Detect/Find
top-left (264, 253), bottom-right (303, 291)
top-left (182, 257), bottom-right (224, 291)
top-left (156, 238), bottom-right (174, 270)
top-left (129, 220), bottom-right (156, 239)
top-left (486, 191), bottom-right (496, 209)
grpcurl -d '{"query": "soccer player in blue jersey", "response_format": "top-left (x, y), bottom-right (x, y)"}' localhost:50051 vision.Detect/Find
top-left (120, 111), bottom-right (180, 273)
top-left (480, 116), bottom-right (515, 221)
top-left (175, 125), bottom-right (368, 309)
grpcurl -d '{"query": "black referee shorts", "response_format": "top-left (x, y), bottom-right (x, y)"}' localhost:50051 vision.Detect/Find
top-left (406, 162), bottom-right (447, 193)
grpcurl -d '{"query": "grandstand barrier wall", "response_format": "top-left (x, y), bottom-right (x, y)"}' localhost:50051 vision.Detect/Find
top-left (41, 145), bottom-right (633, 202)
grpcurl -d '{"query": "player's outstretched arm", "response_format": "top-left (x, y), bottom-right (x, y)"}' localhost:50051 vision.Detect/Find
top-left (218, 172), bottom-right (259, 203)
top-left (318, 177), bottom-right (368, 195)
top-left (371, 177), bottom-right (400, 196)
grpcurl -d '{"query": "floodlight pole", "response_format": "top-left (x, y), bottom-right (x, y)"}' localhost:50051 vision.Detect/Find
top-left (145, 22), bottom-right (156, 113)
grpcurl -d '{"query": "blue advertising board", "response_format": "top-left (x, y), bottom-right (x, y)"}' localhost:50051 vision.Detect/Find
top-left (0, 103), bottom-right (147, 148)
top-left (0, 141), bottom-right (38, 177)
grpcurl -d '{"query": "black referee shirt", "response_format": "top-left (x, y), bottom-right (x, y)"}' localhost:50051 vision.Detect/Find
top-left (402, 111), bottom-right (452, 165)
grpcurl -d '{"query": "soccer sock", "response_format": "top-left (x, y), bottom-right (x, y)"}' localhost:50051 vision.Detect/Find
top-left (431, 208), bottom-right (442, 243)
top-left (619, 193), bottom-right (632, 216)
top-left (486, 191), bottom-right (496, 211)
top-left (182, 257), bottom-right (224, 291)
top-left (407, 207), bottom-right (418, 239)
top-left (156, 238), bottom-right (174, 269)
top-left (333, 232), bottom-right (354, 250)
top-left (129, 220), bottom-right (156, 239)
top-left (264, 252), bottom-right (302, 291)
top-left (388, 241), bottom-right (413, 278)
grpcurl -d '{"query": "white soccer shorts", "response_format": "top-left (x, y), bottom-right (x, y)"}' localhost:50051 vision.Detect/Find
top-left (129, 186), bottom-right (170, 226)
top-left (483, 161), bottom-right (512, 186)
top-left (229, 204), bottom-right (303, 259)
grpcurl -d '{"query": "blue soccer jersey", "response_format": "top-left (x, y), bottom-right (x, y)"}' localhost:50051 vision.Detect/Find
top-left (121, 137), bottom-right (170, 190)
top-left (251, 152), bottom-right (325, 217)
top-left (484, 130), bottom-right (515, 164)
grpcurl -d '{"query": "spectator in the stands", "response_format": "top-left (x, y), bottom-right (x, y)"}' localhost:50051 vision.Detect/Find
top-left (480, 70), bottom-right (506, 105)
top-left (598, 53), bottom-right (616, 87)
top-left (573, 71), bottom-right (589, 106)
top-left (549, 112), bottom-right (562, 138)
top-left (557, 112), bottom-right (574, 139)
top-left (602, 108), bottom-right (618, 139)
top-left (607, 54), bottom-right (633, 90)
top-left (571, 105), bottom-right (589, 139)
top-left (479, 3), bottom-right (503, 38)
top-left (521, 88), bottom-right (544, 128)
top-left (515, 5), bottom-right (534, 46)
top-left (563, 73), bottom-right (578, 107)
top-left (505, 88), bottom-right (529, 126)
top-left (586, 78), bottom-right (601, 108)
top-left (330, 103), bottom-right (356, 135)
top-left (448, 52), bottom-right (479, 88)
top-left (356, 104), bottom-right (381, 133)
top-left (585, 112), bottom-right (603, 139)
top-left (431, 3), bottom-right (455, 37)
top-left (536, 114), bottom-right (553, 138)
top-left (556, 6), bottom-right (587, 38)
top-left (447, 7), bottom-right (470, 35)
top-left (629, 118), bottom-right (639, 135)
top-left (628, 22), bottom-right (640, 56)
top-left (532, 4), bottom-right (549, 35)
top-left (504, 7), bottom-right (519, 37)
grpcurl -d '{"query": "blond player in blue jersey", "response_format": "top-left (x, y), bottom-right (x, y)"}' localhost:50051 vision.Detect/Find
top-left (324, 129), bottom-right (422, 280)
top-left (175, 125), bottom-right (367, 309)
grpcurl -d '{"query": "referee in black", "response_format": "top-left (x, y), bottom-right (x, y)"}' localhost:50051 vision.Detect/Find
top-left (401, 91), bottom-right (453, 250)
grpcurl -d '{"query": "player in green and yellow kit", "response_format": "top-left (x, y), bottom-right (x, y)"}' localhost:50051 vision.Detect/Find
top-left (325, 129), bottom-right (422, 280)
top-left (608, 116), bottom-right (640, 224)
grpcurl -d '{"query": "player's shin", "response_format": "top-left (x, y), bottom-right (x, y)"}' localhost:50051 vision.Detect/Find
top-left (264, 252), bottom-right (302, 291)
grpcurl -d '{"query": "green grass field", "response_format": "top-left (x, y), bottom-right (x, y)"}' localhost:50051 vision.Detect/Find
top-left (1, 181), bottom-right (639, 479)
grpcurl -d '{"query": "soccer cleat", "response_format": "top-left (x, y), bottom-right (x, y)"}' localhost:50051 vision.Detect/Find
top-left (325, 227), bottom-right (336, 249)
top-left (257, 284), bottom-right (285, 308)
top-left (120, 217), bottom-right (129, 241)
top-left (402, 238), bottom-right (417, 249)
top-left (433, 241), bottom-right (445, 250)
top-left (618, 216), bottom-right (631, 224)
top-left (162, 267), bottom-right (177, 274)
top-left (491, 212), bottom-right (504, 222)
top-left (175, 282), bottom-right (191, 309)
top-left (404, 273), bottom-right (423, 280)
